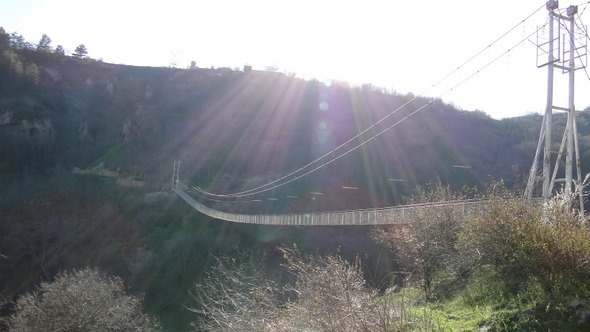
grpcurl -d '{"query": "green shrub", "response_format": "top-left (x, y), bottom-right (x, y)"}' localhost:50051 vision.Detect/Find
top-left (460, 192), bottom-right (590, 299)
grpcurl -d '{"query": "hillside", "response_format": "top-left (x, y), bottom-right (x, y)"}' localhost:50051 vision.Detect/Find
top-left (3, 41), bottom-right (589, 209)
top-left (2, 30), bottom-right (590, 330)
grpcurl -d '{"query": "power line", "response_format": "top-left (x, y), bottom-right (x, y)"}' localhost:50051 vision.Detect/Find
top-left (193, 6), bottom-right (546, 199)
top-left (192, 23), bottom-right (545, 202)
top-left (427, 3), bottom-right (545, 90)
top-left (579, 2), bottom-right (589, 16)
top-left (192, 4), bottom-right (547, 199)
top-left (574, 1), bottom-right (590, 9)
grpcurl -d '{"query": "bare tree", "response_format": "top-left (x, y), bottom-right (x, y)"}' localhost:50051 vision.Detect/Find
top-left (189, 248), bottom-right (444, 332)
top-left (189, 251), bottom-right (279, 331)
top-left (271, 247), bottom-right (385, 332)
top-left (372, 183), bottom-right (476, 298)
top-left (5, 268), bottom-right (160, 331)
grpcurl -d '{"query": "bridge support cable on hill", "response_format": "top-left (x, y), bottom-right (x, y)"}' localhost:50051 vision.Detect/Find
top-left (188, 4), bottom-right (547, 201)
top-left (174, 188), bottom-right (493, 226)
top-left (172, 3), bottom-right (577, 222)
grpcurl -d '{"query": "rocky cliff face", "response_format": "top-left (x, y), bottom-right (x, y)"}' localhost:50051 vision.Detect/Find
top-left (21, 118), bottom-right (55, 142)
top-left (0, 117), bottom-right (55, 147)
top-left (0, 110), bottom-right (13, 124)
top-left (0, 117), bottom-right (56, 173)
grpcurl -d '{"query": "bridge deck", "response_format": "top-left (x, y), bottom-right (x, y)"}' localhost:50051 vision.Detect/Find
top-left (173, 189), bottom-right (493, 226)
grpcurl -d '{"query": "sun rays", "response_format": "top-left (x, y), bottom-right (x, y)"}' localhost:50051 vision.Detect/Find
top-left (169, 70), bottom-right (477, 211)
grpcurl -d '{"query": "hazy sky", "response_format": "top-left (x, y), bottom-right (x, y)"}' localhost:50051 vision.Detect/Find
top-left (2, 0), bottom-right (590, 119)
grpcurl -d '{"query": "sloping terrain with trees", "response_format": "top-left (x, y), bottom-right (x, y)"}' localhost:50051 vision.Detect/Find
top-left (1, 28), bottom-right (589, 331)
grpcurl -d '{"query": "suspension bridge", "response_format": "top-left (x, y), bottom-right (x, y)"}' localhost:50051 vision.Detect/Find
top-left (173, 188), bottom-right (494, 226)
top-left (173, 1), bottom-right (588, 225)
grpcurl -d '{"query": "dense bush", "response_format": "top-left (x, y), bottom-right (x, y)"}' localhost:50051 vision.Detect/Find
top-left (454, 189), bottom-right (590, 330)
top-left (370, 182), bottom-right (590, 330)
top-left (461, 191), bottom-right (590, 299)
top-left (5, 268), bottom-right (160, 331)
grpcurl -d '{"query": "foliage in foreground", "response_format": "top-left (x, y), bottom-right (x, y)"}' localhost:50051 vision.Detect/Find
top-left (191, 184), bottom-right (590, 331)
top-left (190, 248), bottom-right (448, 332)
top-left (371, 183), bottom-right (476, 298)
top-left (462, 190), bottom-right (590, 299)
top-left (189, 251), bottom-right (278, 331)
top-left (372, 182), bottom-right (590, 330)
top-left (5, 268), bottom-right (160, 332)
top-left (273, 248), bottom-right (390, 332)
top-left (459, 189), bottom-right (590, 330)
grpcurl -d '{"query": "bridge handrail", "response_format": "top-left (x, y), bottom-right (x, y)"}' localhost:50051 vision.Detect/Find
top-left (184, 188), bottom-right (489, 213)
top-left (174, 189), bottom-right (528, 226)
